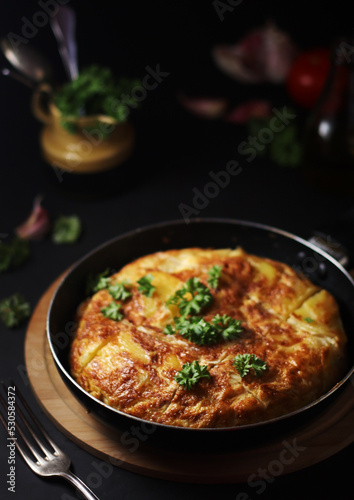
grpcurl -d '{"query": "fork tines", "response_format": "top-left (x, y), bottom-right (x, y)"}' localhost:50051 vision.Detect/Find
top-left (0, 380), bottom-right (101, 499)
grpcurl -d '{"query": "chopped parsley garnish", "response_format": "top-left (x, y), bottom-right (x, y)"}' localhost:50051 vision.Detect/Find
top-left (0, 293), bottom-right (31, 328)
top-left (304, 317), bottom-right (315, 323)
top-left (233, 354), bottom-right (267, 378)
top-left (167, 316), bottom-right (219, 345)
top-left (207, 265), bottom-right (223, 289)
top-left (175, 360), bottom-right (211, 390)
top-left (86, 268), bottom-right (111, 295)
top-left (0, 237), bottom-right (30, 273)
top-left (166, 277), bottom-right (213, 316)
top-left (108, 282), bottom-right (132, 301)
top-left (86, 271), bottom-right (132, 302)
top-left (211, 314), bottom-right (243, 341)
top-left (101, 301), bottom-right (124, 321)
top-left (51, 215), bottom-right (82, 244)
top-left (137, 274), bottom-right (155, 297)
top-left (163, 324), bottom-right (175, 336)
top-left (164, 313), bottom-right (243, 346)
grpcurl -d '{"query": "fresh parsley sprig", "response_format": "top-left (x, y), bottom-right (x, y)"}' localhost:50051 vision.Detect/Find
top-left (51, 215), bottom-right (82, 244)
top-left (212, 314), bottom-right (243, 341)
top-left (233, 354), bottom-right (267, 378)
top-left (207, 265), bottom-right (223, 289)
top-left (0, 293), bottom-right (31, 328)
top-left (164, 314), bottom-right (242, 346)
top-left (166, 316), bottom-right (219, 345)
top-left (108, 281), bottom-right (132, 301)
top-left (166, 277), bottom-right (213, 316)
top-left (86, 269), bottom-right (132, 302)
top-left (86, 268), bottom-right (111, 295)
top-left (54, 65), bottom-right (141, 127)
top-left (0, 237), bottom-right (30, 273)
top-left (101, 301), bottom-right (124, 321)
top-left (175, 360), bottom-right (211, 390)
top-left (247, 112), bottom-right (302, 168)
top-left (137, 274), bottom-right (156, 297)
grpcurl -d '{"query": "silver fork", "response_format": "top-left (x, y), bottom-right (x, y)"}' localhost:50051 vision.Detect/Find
top-left (0, 381), bottom-right (100, 500)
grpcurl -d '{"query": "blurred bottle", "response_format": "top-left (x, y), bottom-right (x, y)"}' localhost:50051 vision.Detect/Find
top-left (302, 37), bottom-right (354, 195)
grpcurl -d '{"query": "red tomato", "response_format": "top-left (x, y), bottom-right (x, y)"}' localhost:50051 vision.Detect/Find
top-left (286, 48), bottom-right (331, 108)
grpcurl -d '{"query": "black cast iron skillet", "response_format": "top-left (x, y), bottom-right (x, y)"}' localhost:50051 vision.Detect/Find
top-left (46, 218), bottom-right (354, 450)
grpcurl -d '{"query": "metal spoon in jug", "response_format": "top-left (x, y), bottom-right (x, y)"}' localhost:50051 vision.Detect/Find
top-left (0, 37), bottom-right (53, 83)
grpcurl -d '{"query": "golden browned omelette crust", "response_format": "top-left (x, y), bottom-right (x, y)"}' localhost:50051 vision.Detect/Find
top-left (69, 248), bottom-right (347, 428)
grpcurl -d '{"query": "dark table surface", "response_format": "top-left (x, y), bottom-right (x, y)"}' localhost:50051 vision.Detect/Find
top-left (1, 1), bottom-right (353, 499)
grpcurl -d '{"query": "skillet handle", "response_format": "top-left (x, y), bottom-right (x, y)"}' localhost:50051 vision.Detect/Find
top-left (308, 208), bottom-right (354, 273)
top-left (308, 233), bottom-right (350, 269)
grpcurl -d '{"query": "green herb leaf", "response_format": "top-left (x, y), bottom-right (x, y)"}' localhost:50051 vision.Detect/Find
top-left (207, 265), bottom-right (223, 289)
top-left (304, 317), bottom-right (315, 323)
top-left (175, 360), bottom-right (211, 390)
top-left (9, 238), bottom-right (31, 267)
top-left (166, 277), bottom-right (213, 316)
top-left (101, 301), bottom-right (124, 321)
top-left (108, 281), bottom-right (132, 301)
top-left (53, 65), bottom-right (141, 125)
top-left (51, 215), bottom-right (82, 244)
top-left (137, 274), bottom-right (155, 297)
top-left (163, 324), bottom-right (175, 336)
top-left (164, 313), bottom-right (242, 346)
top-left (0, 293), bottom-right (31, 328)
top-left (246, 110), bottom-right (302, 168)
top-left (211, 314), bottom-right (243, 341)
top-left (174, 316), bottom-right (220, 345)
top-left (0, 237), bottom-right (30, 273)
top-left (0, 243), bottom-right (11, 272)
top-left (269, 125), bottom-right (302, 167)
top-left (233, 354), bottom-right (267, 378)
top-left (86, 268), bottom-right (111, 295)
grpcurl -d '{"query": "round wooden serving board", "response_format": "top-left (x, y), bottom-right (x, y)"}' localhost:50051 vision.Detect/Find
top-left (25, 276), bottom-right (354, 484)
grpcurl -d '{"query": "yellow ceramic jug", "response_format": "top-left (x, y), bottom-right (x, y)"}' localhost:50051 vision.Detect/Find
top-left (32, 84), bottom-right (135, 174)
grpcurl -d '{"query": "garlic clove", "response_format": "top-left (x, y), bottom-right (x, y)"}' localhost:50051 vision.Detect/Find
top-left (212, 21), bottom-right (297, 84)
top-left (225, 100), bottom-right (272, 123)
top-left (15, 196), bottom-right (51, 240)
top-left (262, 23), bottom-right (298, 82)
top-left (178, 94), bottom-right (229, 118)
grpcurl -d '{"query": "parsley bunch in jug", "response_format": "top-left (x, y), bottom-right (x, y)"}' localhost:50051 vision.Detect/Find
top-left (54, 65), bottom-right (141, 132)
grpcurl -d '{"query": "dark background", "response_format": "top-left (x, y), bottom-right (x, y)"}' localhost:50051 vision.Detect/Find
top-left (0, 1), bottom-right (354, 499)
